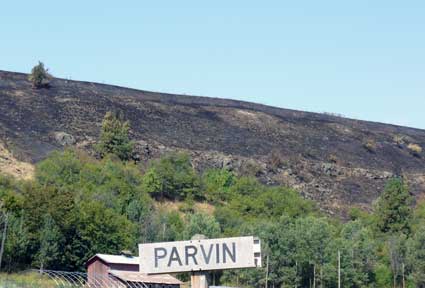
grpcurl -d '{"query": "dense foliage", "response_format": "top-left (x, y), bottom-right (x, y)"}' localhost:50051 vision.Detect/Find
top-left (0, 149), bottom-right (424, 287)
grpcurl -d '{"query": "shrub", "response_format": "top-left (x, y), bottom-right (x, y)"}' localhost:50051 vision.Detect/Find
top-left (407, 143), bottom-right (422, 156)
top-left (239, 159), bottom-right (262, 177)
top-left (28, 62), bottom-right (51, 88)
top-left (142, 152), bottom-right (200, 200)
top-left (393, 135), bottom-right (406, 148)
top-left (363, 139), bottom-right (377, 153)
top-left (328, 154), bottom-right (338, 163)
top-left (201, 169), bottom-right (234, 203)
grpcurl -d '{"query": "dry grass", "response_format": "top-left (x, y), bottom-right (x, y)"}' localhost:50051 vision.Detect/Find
top-left (154, 200), bottom-right (215, 215)
top-left (0, 143), bottom-right (34, 180)
top-left (408, 143), bottom-right (422, 154)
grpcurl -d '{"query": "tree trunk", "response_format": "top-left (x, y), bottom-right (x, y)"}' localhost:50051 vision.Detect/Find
top-left (295, 260), bottom-right (298, 288)
top-left (265, 255), bottom-right (269, 288)
top-left (393, 273), bottom-right (396, 288)
top-left (0, 213), bottom-right (9, 270)
top-left (313, 264), bottom-right (316, 288)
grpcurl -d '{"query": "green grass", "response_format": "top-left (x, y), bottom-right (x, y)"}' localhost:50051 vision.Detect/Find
top-left (0, 273), bottom-right (61, 288)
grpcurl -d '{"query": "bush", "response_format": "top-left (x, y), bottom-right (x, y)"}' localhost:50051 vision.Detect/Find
top-left (363, 139), bottom-right (377, 153)
top-left (393, 135), bottom-right (406, 148)
top-left (28, 62), bottom-right (51, 89)
top-left (142, 152), bottom-right (199, 200)
top-left (407, 143), bottom-right (422, 157)
top-left (239, 159), bottom-right (262, 177)
top-left (201, 169), bottom-right (234, 203)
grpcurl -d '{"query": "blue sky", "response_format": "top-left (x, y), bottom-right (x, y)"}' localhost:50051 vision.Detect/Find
top-left (1, 1), bottom-right (424, 128)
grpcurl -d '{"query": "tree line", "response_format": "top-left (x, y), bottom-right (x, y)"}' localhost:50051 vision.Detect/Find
top-left (0, 112), bottom-right (425, 287)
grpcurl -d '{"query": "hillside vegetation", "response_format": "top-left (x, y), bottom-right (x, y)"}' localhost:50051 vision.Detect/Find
top-left (2, 147), bottom-right (425, 287)
top-left (0, 111), bottom-right (424, 286)
top-left (1, 70), bottom-right (425, 215)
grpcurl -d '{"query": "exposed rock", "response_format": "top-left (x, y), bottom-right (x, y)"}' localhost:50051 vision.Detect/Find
top-left (53, 132), bottom-right (76, 146)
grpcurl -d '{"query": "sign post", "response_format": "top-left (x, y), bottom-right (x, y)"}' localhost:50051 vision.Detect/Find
top-left (191, 271), bottom-right (208, 288)
top-left (190, 234), bottom-right (209, 288)
top-left (139, 236), bottom-right (261, 288)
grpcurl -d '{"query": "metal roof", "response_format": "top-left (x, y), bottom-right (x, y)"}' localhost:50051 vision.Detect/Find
top-left (110, 270), bottom-right (183, 285)
top-left (88, 254), bottom-right (139, 265)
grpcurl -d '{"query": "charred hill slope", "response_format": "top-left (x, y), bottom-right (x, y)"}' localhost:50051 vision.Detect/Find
top-left (1, 70), bottom-right (425, 216)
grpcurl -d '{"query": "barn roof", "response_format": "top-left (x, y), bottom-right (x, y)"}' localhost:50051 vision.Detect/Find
top-left (110, 270), bottom-right (183, 285)
top-left (87, 254), bottom-right (139, 266)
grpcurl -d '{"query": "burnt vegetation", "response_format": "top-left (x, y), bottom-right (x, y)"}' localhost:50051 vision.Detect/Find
top-left (0, 69), bottom-right (425, 215)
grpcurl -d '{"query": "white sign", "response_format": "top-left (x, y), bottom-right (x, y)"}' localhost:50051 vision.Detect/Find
top-left (139, 236), bottom-right (261, 274)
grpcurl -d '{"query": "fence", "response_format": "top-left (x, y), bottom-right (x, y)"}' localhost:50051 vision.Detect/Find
top-left (0, 270), bottom-right (150, 288)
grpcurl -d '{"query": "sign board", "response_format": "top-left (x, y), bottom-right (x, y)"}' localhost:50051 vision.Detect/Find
top-left (139, 236), bottom-right (261, 274)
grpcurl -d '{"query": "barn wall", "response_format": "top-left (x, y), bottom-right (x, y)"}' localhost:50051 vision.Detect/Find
top-left (110, 263), bottom-right (139, 272)
top-left (87, 259), bottom-right (110, 287)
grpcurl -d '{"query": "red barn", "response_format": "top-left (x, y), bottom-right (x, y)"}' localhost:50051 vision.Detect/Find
top-left (87, 254), bottom-right (182, 288)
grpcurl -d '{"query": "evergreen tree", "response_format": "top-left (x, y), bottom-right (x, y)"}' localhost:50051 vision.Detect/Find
top-left (28, 62), bottom-right (51, 88)
top-left (34, 214), bottom-right (61, 271)
top-left (96, 112), bottom-right (134, 161)
top-left (375, 178), bottom-right (412, 234)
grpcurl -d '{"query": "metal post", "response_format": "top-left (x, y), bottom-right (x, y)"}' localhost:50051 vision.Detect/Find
top-left (337, 250), bottom-right (341, 288)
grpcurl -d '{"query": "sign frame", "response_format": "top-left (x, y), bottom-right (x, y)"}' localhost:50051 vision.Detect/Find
top-left (139, 236), bottom-right (261, 274)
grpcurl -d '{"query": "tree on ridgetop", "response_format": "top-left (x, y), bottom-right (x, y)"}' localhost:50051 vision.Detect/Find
top-left (28, 62), bottom-right (52, 89)
top-left (96, 112), bottom-right (134, 161)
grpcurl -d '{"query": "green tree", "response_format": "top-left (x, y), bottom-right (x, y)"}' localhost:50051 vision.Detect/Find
top-left (338, 221), bottom-right (377, 287)
top-left (0, 175), bottom-right (24, 271)
top-left (67, 201), bottom-right (136, 270)
top-left (183, 212), bottom-right (220, 239)
top-left (374, 263), bottom-right (393, 288)
top-left (96, 112), bottom-right (134, 161)
top-left (407, 224), bottom-right (425, 287)
top-left (201, 169), bottom-right (234, 203)
top-left (28, 62), bottom-right (51, 88)
top-left (150, 210), bottom-right (184, 242)
top-left (3, 214), bottom-right (31, 271)
top-left (34, 214), bottom-right (61, 271)
top-left (294, 216), bottom-right (335, 288)
top-left (142, 152), bottom-right (199, 200)
top-left (387, 234), bottom-right (408, 288)
top-left (375, 178), bottom-right (412, 234)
